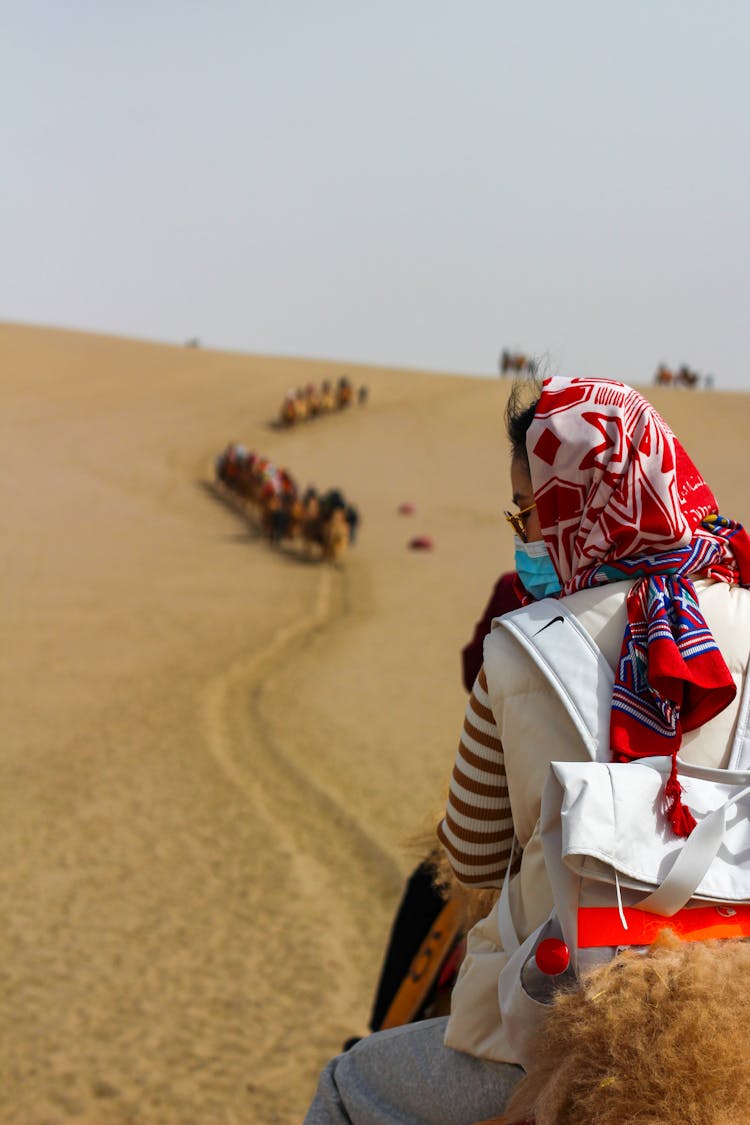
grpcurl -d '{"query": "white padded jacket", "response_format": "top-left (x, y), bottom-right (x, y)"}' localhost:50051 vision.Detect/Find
top-left (443, 578), bottom-right (750, 1063)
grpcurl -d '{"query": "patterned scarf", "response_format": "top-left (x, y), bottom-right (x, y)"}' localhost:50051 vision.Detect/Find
top-left (526, 377), bottom-right (750, 835)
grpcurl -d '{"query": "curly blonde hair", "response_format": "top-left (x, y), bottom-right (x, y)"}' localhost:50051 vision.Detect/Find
top-left (495, 933), bottom-right (750, 1125)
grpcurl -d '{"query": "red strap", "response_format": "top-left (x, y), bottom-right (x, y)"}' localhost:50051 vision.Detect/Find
top-left (578, 903), bottom-right (750, 947)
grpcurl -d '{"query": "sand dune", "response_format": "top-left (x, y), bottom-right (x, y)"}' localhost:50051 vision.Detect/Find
top-left (2, 322), bottom-right (749, 1123)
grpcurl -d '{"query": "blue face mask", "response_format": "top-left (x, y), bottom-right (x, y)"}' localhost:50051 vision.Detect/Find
top-left (514, 536), bottom-right (562, 599)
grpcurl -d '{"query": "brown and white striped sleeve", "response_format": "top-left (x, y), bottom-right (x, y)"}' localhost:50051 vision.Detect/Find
top-left (437, 666), bottom-right (514, 887)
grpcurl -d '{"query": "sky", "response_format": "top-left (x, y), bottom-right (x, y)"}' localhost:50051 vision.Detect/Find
top-left (3, 0), bottom-right (749, 387)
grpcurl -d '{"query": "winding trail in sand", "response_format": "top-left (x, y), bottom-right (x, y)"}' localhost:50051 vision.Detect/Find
top-left (198, 553), bottom-right (406, 1122)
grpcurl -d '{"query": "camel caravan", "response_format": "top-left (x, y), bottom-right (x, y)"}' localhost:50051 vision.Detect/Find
top-left (277, 374), bottom-right (368, 427)
top-left (213, 442), bottom-right (359, 563)
top-left (653, 362), bottom-right (714, 389)
top-left (499, 350), bottom-right (539, 377)
top-left (501, 352), bottom-right (716, 391)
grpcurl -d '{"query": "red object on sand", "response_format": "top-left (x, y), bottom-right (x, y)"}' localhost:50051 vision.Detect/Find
top-left (409, 535), bottom-right (434, 551)
top-left (398, 502), bottom-right (416, 515)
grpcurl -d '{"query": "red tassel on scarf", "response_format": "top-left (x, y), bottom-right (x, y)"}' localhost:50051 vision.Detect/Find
top-left (664, 755), bottom-right (697, 837)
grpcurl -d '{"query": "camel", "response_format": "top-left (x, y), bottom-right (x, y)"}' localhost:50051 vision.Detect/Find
top-left (337, 375), bottom-right (353, 408)
top-left (298, 489), bottom-right (354, 562)
top-left (320, 505), bottom-right (350, 561)
top-left (280, 393), bottom-right (297, 426)
top-left (500, 351), bottom-right (538, 377)
top-left (654, 364), bottom-right (674, 386)
top-left (676, 364), bottom-right (701, 388)
top-left (320, 381), bottom-right (337, 412)
top-left (654, 364), bottom-right (702, 389)
top-left (478, 933), bottom-right (750, 1125)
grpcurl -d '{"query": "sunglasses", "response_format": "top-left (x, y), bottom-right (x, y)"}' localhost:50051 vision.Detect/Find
top-left (503, 501), bottom-right (537, 542)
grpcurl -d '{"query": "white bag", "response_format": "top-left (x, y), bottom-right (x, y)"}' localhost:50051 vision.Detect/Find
top-left (543, 757), bottom-right (750, 967)
top-left (493, 598), bottom-right (750, 1066)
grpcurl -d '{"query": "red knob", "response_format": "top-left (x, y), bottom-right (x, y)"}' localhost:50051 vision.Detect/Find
top-left (535, 937), bottom-right (570, 975)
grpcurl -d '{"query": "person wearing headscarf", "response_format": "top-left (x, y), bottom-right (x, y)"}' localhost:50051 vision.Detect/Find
top-left (304, 376), bottom-right (750, 1125)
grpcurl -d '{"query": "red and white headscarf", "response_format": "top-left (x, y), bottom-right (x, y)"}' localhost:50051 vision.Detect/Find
top-left (527, 377), bottom-right (717, 591)
top-left (525, 376), bottom-right (750, 835)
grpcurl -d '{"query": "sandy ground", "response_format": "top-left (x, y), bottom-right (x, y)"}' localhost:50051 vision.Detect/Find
top-left (2, 323), bottom-right (749, 1124)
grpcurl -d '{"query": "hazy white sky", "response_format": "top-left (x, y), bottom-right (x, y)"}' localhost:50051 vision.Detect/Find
top-left (3, 1), bottom-right (749, 386)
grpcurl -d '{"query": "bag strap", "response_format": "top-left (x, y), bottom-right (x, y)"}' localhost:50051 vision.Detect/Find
top-left (497, 599), bottom-right (613, 763)
top-left (727, 664), bottom-right (750, 771)
top-left (494, 600), bottom-right (612, 962)
top-left (500, 599), bottom-right (750, 770)
top-left (497, 857), bottom-right (520, 956)
top-left (638, 781), bottom-right (750, 915)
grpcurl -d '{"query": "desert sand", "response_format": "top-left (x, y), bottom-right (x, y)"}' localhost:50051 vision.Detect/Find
top-left (2, 322), bottom-right (748, 1124)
